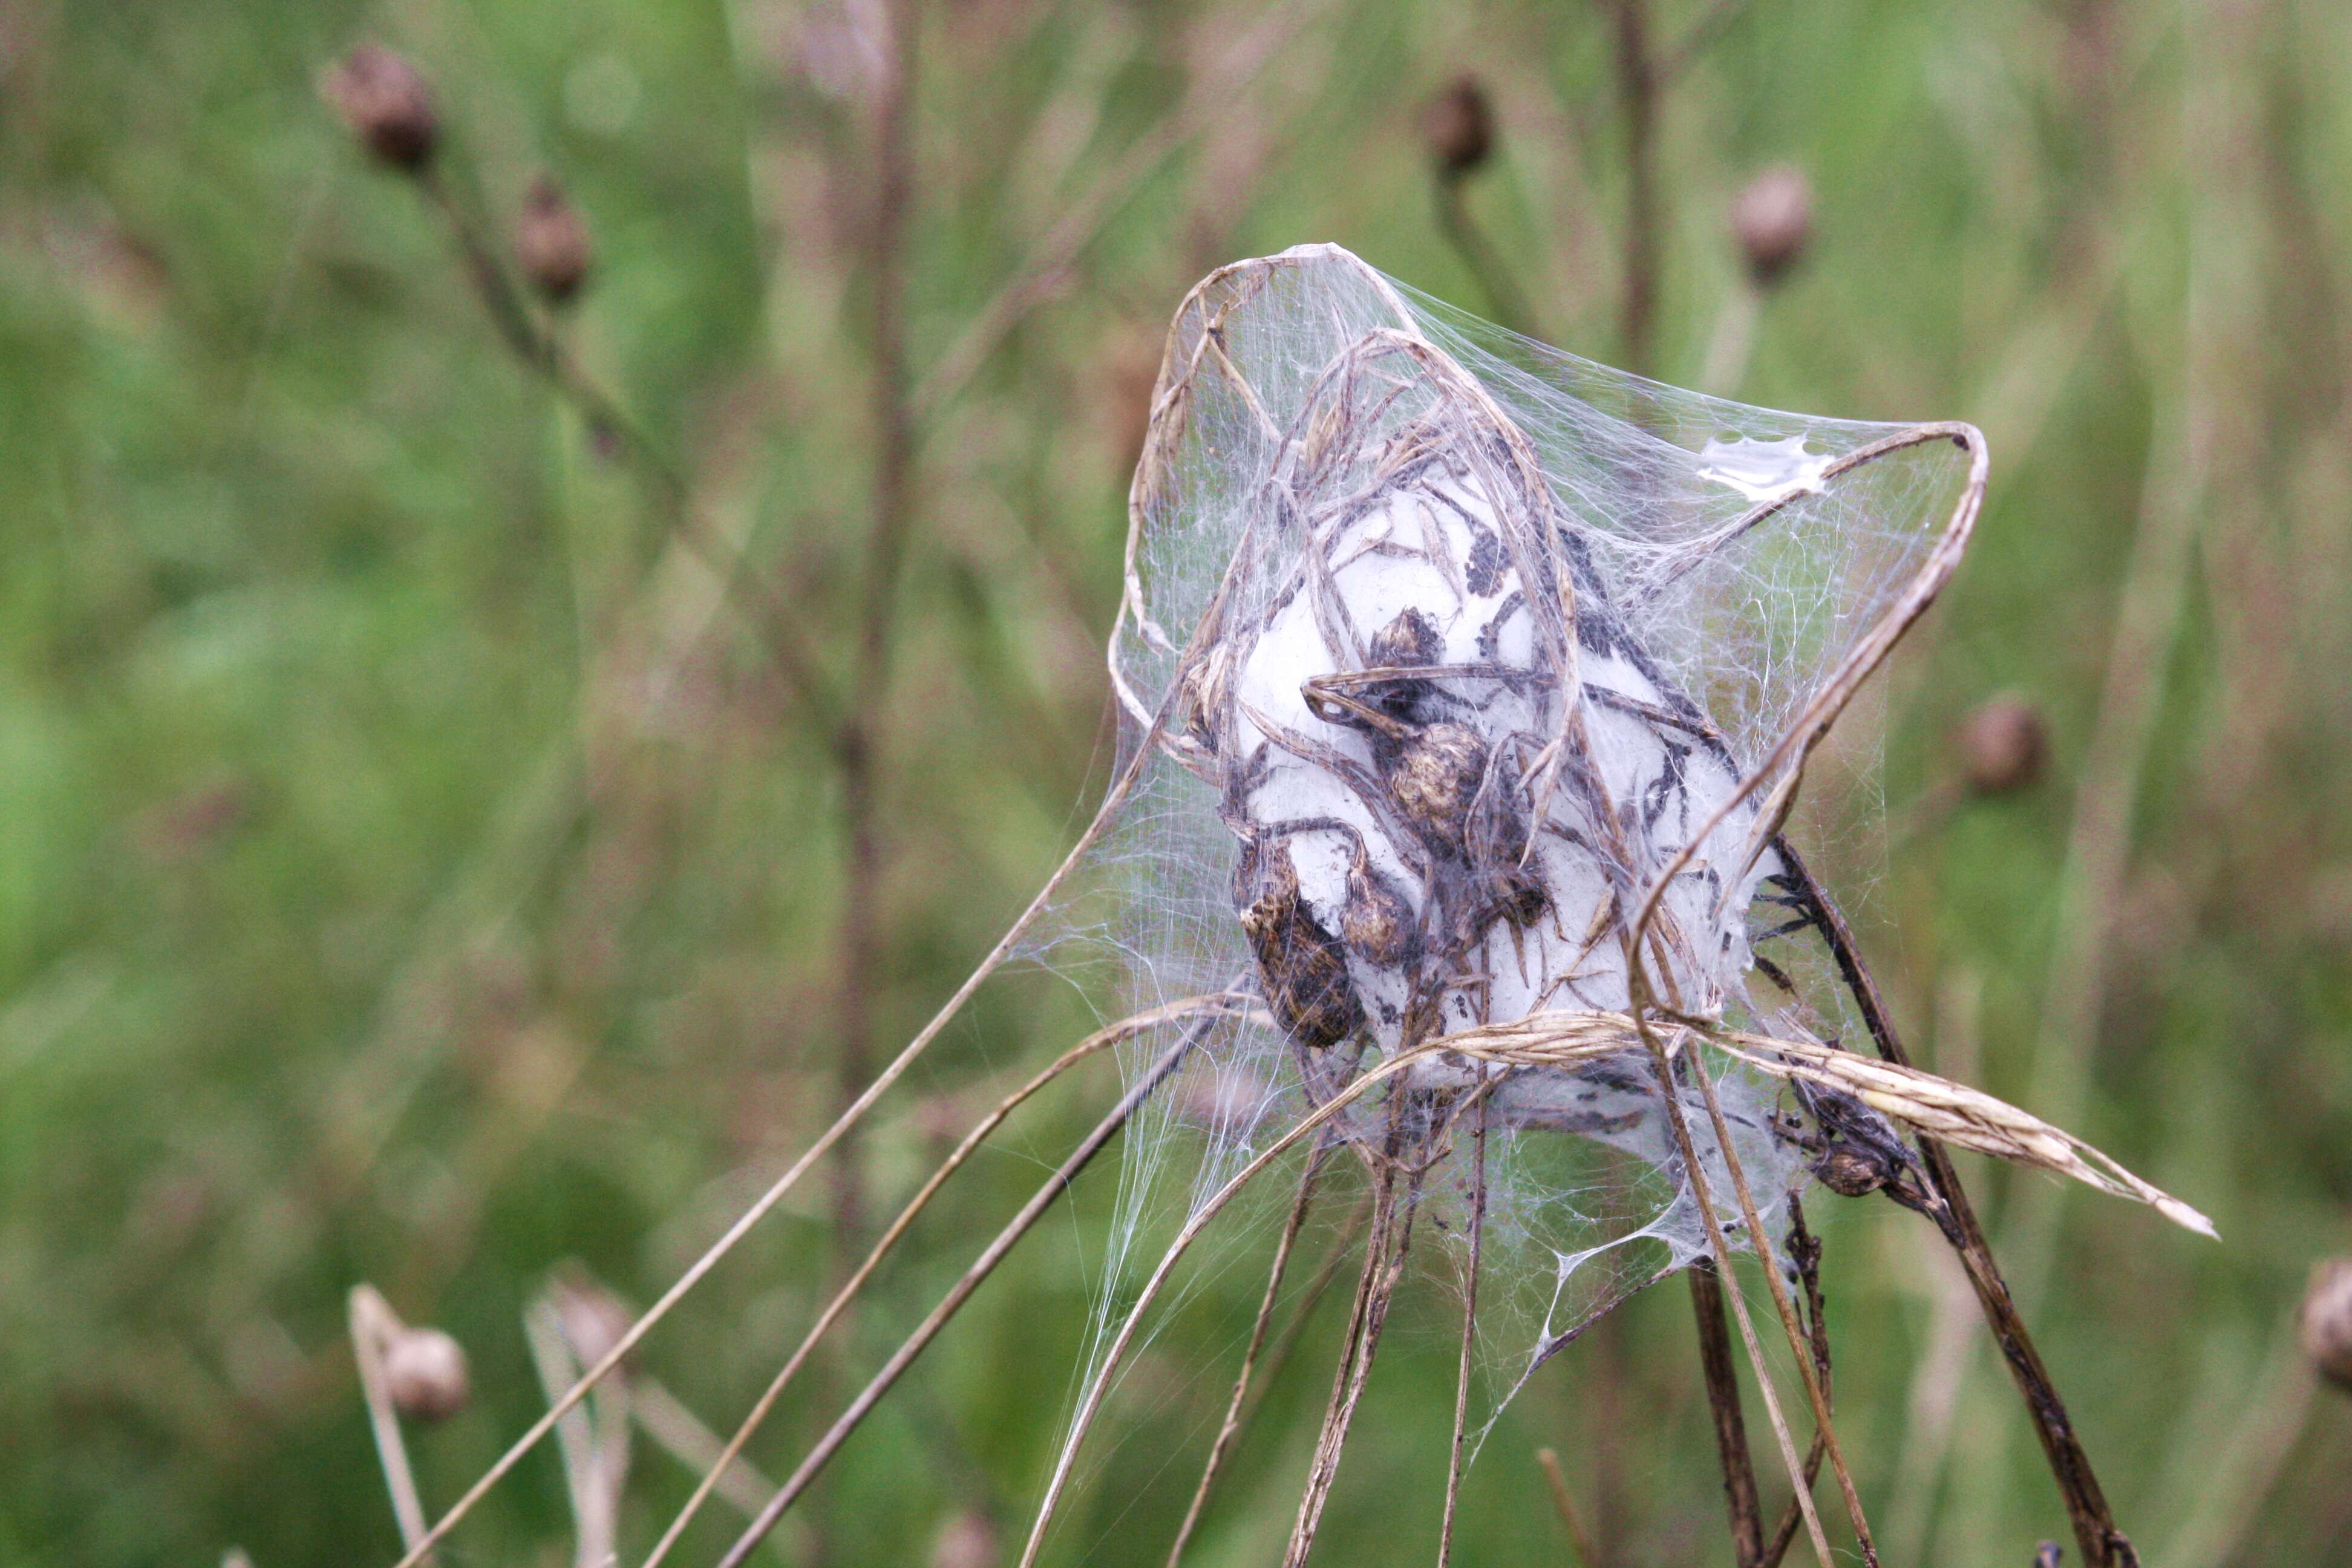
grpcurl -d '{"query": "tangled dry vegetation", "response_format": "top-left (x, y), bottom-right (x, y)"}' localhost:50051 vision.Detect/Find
top-left (336, 226), bottom-right (2215, 1568)
top-left (245, 11), bottom-right (2352, 1568)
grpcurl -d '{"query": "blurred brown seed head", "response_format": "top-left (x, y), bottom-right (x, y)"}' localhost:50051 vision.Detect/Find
top-left (2302, 1256), bottom-right (2352, 1393)
top-left (515, 175), bottom-right (594, 306)
top-left (383, 1325), bottom-right (471, 1421)
top-left (325, 45), bottom-right (439, 172)
top-left (1955, 693), bottom-right (2050, 796)
top-left (1422, 75), bottom-right (1494, 180)
top-left (1730, 164), bottom-right (1813, 286)
top-left (930, 1509), bottom-right (998, 1568)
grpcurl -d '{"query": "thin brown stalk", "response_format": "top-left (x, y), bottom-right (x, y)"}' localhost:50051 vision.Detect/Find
top-left (644, 993), bottom-right (1244, 1568)
top-left (384, 708), bottom-right (1169, 1568)
top-left (1165, 1144), bottom-right (1332, 1568)
top-left (1774, 837), bottom-right (2140, 1568)
top-left (1688, 1258), bottom-right (1765, 1567)
top-left (1013, 1042), bottom-right (1446, 1568)
top-left (909, 0), bottom-right (1334, 420)
top-left (1160, 1185), bottom-right (1380, 1568)
top-left (713, 1017), bottom-right (1210, 1568)
top-left (1560, 0), bottom-right (1749, 146)
top-left (828, 0), bottom-right (920, 1463)
top-left (350, 1286), bottom-right (432, 1560)
top-left (807, 10), bottom-right (920, 1550)
top-left (1610, 0), bottom-right (1660, 374)
top-left (412, 169), bottom-right (840, 734)
top-left (1630, 1028), bottom-right (1834, 1568)
top-left (1229, 1189), bottom-right (1380, 1433)
top-left (1435, 1094), bottom-right (1490, 1568)
top-left (1535, 1448), bottom-right (1602, 1568)
top-left (1756, 1200), bottom-right (1835, 1568)
top-left (1283, 1157), bottom-right (1416, 1568)
top-left (1682, 1052), bottom-right (1879, 1565)
top-left (1432, 179), bottom-right (1537, 339)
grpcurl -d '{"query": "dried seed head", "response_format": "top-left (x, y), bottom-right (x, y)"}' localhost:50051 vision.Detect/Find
top-left (1180, 648), bottom-right (1232, 757)
top-left (1240, 841), bottom-right (1364, 1050)
top-left (1421, 75), bottom-right (1494, 179)
top-left (1379, 720), bottom-right (1488, 857)
top-left (1813, 1145), bottom-right (1888, 1198)
top-left (1342, 846), bottom-right (1418, 968)
top-left (1367, 607), bottom-right (1443, 672)
top-left (1730, 165), bottom-right (1813, 286)
top-left (383, 1325), bottom-right (471, 1422)
top-left (554, 1275), bottom-right (635, 1370)
top-left (515, 175), bottom-right (594, 306)
top-left (1955, 693), bottom-right (2048, 796)
top-left (2302, 1256), bottom-right (2352, 1393)
top-left (325, 45), bottom-right (439, 172)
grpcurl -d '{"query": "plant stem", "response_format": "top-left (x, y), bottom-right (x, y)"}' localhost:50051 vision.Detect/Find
top-left (713, 1019), bottom-right (1207, 1568)
top-left (1435, 1095), bottom-right (1489, 1568)
top-left (1631, 1027), bottom-right (1834, 1567)
top-left (1773, 834), bottom-right (2140, 1568)
top-left (642, 993), bottom-right (1243, 1568)
top-left (1432, 177), bottom-right (1538, 338)
top-left (814, 4), bottom-right (920, 1557)
top-left (1682, 1054), bottom-right (1881, 1565)
top-left (1283, 1153), bottom-right (1416, 1568)
top-left (413, 169), bottom-right (842, 735)
top-left (1688, 1259), bottom-right (1765, 1567)
top-left (349, 1287), bottom-right (433, 1561)
top-left (1610, 0), bottom-right (1660, 374)
top-left (833, 0), bottom-right (919, 1281)
top-left (1166, 1145), bottom-right (1331, 1567)
top-left (1535, 1448), bottom-right (1602, 1568)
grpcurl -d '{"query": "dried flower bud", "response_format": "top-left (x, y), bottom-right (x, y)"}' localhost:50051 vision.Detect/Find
top-left (1241, 841), bottom-right (1364, 1050)
top-left (2302, 1256), bottom-right (2352, 1393)
top-left (1367, 607), bottom-right (1443, 672)
top-left (383, 1325), bottom-right (471, 1422)
top-left (1955, 693), bottom-right (2048, 797)
top-left (554, 1276), bottom-right (635, 1369)
top-left (1730, 165), bottom-right (1813, 287)
top-left (2034, 1544), bottom-right (2063, 1568)
top-left (1422, 75), bottom-right (1494, 180)
top-left (515, 175), bottom-right (593, 306)
top-left (325, 45), bottom-right (439, 172)
top-left (930, 1510), bottom-right (999, 1568)
top-left (1379, 720), bottom-right (1488, 858)
top-left (1342, 846), bottom-right (1419, 968)
top-left (1814, 1145), bottom-right (1889, 1198)
top-left (1179, 647), bottom-right (1233, 757)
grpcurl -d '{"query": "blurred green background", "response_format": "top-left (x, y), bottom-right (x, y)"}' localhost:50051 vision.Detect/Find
top-left (3, 0), bottom-right (2348, 1563)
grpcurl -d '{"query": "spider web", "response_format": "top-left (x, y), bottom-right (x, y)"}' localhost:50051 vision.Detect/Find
top-left (1009, 243), bottom-right (1978, 1546)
